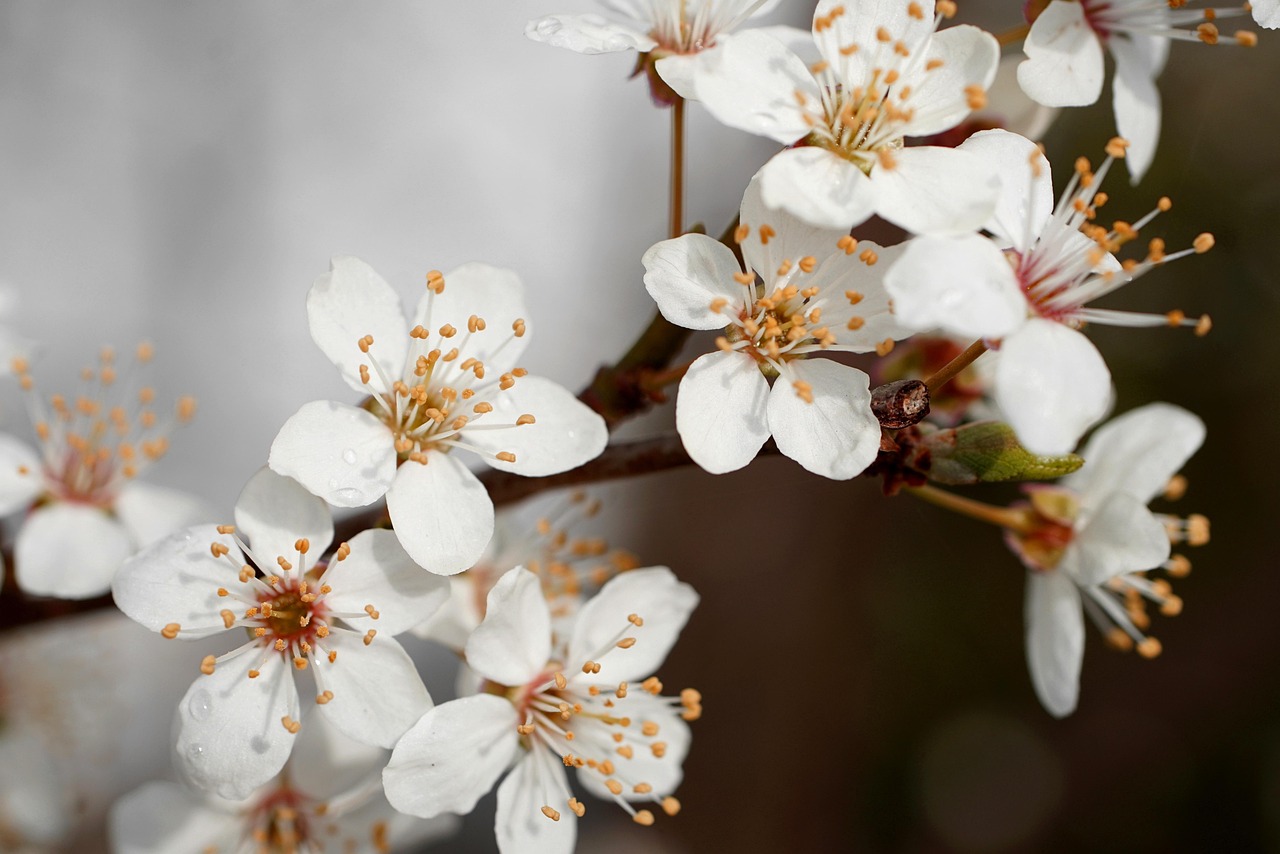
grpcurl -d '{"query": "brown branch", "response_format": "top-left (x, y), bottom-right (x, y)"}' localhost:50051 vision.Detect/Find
top-left (579, 216), bottom-right (742, 429)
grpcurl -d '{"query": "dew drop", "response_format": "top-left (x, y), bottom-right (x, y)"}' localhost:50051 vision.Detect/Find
top-left (186, 742), bottom-right (205, 759)
top-left (328, 478), bottom-right (340, 490)
top-left (341, 448), bottom-right (358, 465)
top-left (187, 689), bottom-right (213, 722)
top-left (334, 487), bottom-right (363, 505)
top-left (250, 735), bottom-right (270, 754)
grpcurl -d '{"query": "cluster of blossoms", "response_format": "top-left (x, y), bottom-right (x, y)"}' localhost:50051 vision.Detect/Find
top-left (0, 0), bottom-right (1259, 850)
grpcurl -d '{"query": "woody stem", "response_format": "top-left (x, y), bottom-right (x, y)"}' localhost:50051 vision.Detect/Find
top-left (923, 339), bottom-right (986, 393)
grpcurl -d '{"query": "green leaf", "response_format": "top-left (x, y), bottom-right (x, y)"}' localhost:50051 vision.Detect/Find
top-left (922, 421), bottom-right (1083, 485)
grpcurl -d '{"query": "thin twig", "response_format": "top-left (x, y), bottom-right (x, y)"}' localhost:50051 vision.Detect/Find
top-left (923, 338), bottom-right (987, 394)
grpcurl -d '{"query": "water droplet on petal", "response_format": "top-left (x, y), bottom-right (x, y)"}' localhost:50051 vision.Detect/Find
top-left (328, 478), bottom-right (340, 489)
top-left (334, 487), bottom-right (363, 505)
top-left (186, 742), bottom-right (205, 759)
top-left (250, 735), bottom-right (271, 754)
top-left (187, 689), bottom-right (213, 722)
top-left (341, 448), bottom-right (358, 465)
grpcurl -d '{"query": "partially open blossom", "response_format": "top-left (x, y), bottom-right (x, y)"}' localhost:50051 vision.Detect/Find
top-left (269, 257), bottom-right (607, 576)
top-left (526, 1), bottom-right (780, 101)
top-left (413, 491), bottom-right (640, 652)
top-left (110, 711), bottom-right (460, 854)
top-left (885, 129), bottom-right (1212, 455)
top-left (384, 567), bottom-right (700, 854)
top-left (1004, 403), bottom-right (1207, 716)
top-left (0, 345), bottom-right (208, 598)
top-left (111, 467), bottom-right (449, 799)
top-left (109, 712), bottom-right (459, 853)
top-left (1017, 0), bottom-right (1255, 181)
top-left (644, 176), bottom-right (912, 478)
top-left (688, 0), bottom-right (1000, 231)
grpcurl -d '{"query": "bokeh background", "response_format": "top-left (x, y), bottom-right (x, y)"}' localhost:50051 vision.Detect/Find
top-left (1, 0), bottom-right (1278, 851)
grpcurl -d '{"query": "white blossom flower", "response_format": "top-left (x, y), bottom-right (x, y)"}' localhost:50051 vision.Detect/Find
top-left (269, 257), bottom-right (608, 577)
top-left (1004, 402), bottom-right (1207, 716)
top-left (643, 176), bottom-right (913, 477)
top-left (111, 467), bottom-right (449, 800)
top-left (109, 712), bottom-right (459, 853)
top-left (526, 1), bottom-right (781, 101)
top-left (384, 566), bottom-right (700, 854)
top-left (1017, 0), bottom-right (1255, 182)
top-left (413, 490), bottom-right (640, 652)
top-left (0, 346), bottom-right (208, 599)
top-left (884, 129), bottom-right (1213, 455)
top-left (687, 0), bottom-right (1000, 231)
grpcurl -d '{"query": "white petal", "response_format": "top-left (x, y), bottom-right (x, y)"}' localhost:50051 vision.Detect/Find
top-left (957, 129), bottom-right (1054, 252)
top-left (654, 52), bottom-right (701, 100)
top-left (738, 171), bottom-right (851, 285)
top-left (1252, 0), bottom-right (1280, 27)
top-left (884, 234), bottom-right (1026, 339)
top-left (114, 481), bottom-right (214, 549)
top-left (758, 148), bottom-right (877, 231)
top-left (268, 400), bottom-right (397, 508)
top-left (496, 749), bottom-right (577, 854)
top-left (751, 23), bottom-right (821, 65)
top-left (234, 467), bottom-right (334, 568)
top-left (0, 435), bottom-right (42, 515)
top-left (1024, 568), bottom-right (1083, 718)
top-left (383, 695), bottom-right (521, 818)
top-left (871, 146), bottom-right (999, 235)
top-left (994, 320), bottom-right (1111, 456)
top-left (464, 376), bottom-right (607, 477)
top-left (1110, 36), bottom-right (1162, 184)
top-left (767, 359), bottom-right (882, 480)
top-left (577, 704), bottom-right (691, 800)
top-left (312, 629), bottom-right (432, 749)
top-left (176, 648), bottom-right (300, 800)
top-left (813, 0), bottom-right (933, 79)
top-left (307, 256), bottom-right (409, 394)
top-left (1065, 402), bottom-right (1205, 506)
top-left (1064, 493), bottom-right (1170, 586)
top-left (288, 710), bottom-right (388, 802)
top-left (322, 528), bottom-right (451, 636)
top-left (984, 53), bottom-right (1061, 141)
top-left (815, 240), bottom-right (918, 351)
top-left (642, 234), bottom-right (745, 330)
top-left (466, 567), bottom-right (552, 687)
top-left (694, 29), bottom-right (816, 144)
top-left (410, 574), bottom-right (482, 650)
top-left (524, 13), bottom-right (656, 53)
top-left (902, 25), bottom-right (1000, 137)
top-left (1017, 0), bottom-right (1105, 107)
top-left (109, 782), bottom-right (237, 854)
top-left (112, 524), bottom-right (242, 639)
top-left (386, 454), bottom-right (494, 576)
top-left (567, 567), bottom-right (699, 684)
top-left (410, 262), bottom-right (530, 378)
top-left (15, 503), bottom-right (132, 598)
top-left (675, 351), bottom-right (770, 475)
top-left (1064, 402), bottom-right (1203, 507)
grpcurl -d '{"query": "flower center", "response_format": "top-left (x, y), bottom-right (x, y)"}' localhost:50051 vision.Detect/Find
top-left (353, 271), bottom-right (534, 468)
top-left (799, 1), bottom-right (979, 169)
top-left (491, 611), bottom-right (701, 829)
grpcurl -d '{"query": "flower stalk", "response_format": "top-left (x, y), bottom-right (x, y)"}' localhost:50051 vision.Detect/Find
top-left (907, 483), bottom-right (1036, 533)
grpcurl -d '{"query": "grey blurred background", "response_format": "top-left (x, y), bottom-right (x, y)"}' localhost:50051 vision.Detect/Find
top-left (1, 0), bottom-right (1278, 851)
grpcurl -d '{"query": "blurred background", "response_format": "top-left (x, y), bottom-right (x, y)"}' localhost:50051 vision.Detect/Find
top-left (1, 0), bottom-right (1277, 851)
